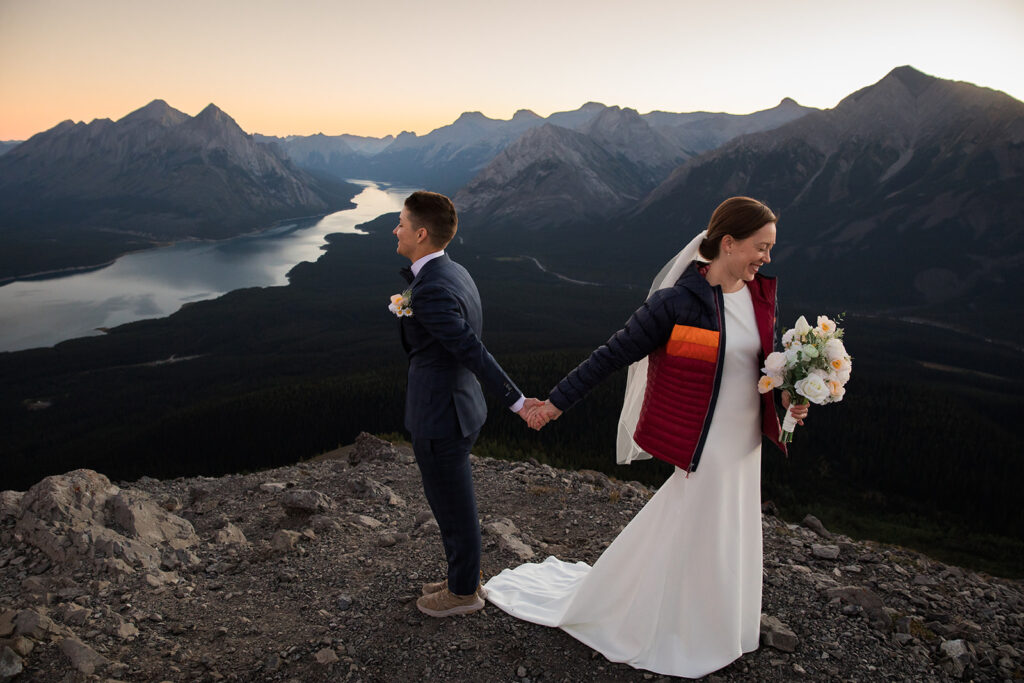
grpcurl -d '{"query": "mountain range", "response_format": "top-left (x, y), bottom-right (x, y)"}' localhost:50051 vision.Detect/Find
top-left (3, 65), bottom-right (1019, 333)
top-left (264, 99), bottom-right (816, 194)
top-left (0, 94), bottom-right (817, 281)
top-left (0, 101), bottom-right (357, 280)
top-left (620, 66), bottom-right (1024, 335)
top-left (453, 100), bottom-right (814, 229)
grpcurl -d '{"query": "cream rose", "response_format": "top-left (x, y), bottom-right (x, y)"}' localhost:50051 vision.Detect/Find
top-left (827, 379), bottom-right (846, 401)
top-left (794, 315), bottom-right (812, 337)
top-left (794, 373), bottom-right (830, 404)
top-left (824, 338), bottom-right (847, 363)
top-left (763, 351), bottom-right (787, 375)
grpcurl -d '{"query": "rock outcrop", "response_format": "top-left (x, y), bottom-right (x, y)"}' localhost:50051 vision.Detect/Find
top-left (1, 433), bottom-right (1022, 681)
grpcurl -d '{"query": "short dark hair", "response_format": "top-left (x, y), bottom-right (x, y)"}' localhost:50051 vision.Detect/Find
top-left (404, 191), bottom-right (457, 247)
top-left (699, 197), bottom-right (777, 259)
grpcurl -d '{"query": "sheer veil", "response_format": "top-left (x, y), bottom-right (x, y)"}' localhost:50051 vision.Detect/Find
top-left (615, 230), bottom-right (709, 464)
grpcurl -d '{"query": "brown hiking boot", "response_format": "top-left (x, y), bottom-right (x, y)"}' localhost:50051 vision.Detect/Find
top-left (422, 572), bottom-right (487, 599)
top-left (416, 587), bottom-right (485, 617)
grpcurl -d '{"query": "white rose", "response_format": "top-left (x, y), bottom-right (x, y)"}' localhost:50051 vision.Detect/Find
top-left (794, 315), bottom-right (812, 337)
top-left (781, 329), bottom-right (795, 347)
top-left (824, 338), bottom-right (847, 362)
top-left (794, 373), bottom-right (830, 405)
top-left (763, 351), bottom-right (787, 375)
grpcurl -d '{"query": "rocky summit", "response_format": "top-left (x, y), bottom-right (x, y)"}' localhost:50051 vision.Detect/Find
top-left (1, 433), bottom-right (1022, 682)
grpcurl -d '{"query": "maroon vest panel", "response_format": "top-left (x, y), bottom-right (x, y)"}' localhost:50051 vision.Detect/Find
top-left (633, 347), bottom-right (716, 470)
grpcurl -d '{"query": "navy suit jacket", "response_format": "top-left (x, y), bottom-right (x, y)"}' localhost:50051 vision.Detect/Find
top-left (400, 253), bottom-right (520, 439)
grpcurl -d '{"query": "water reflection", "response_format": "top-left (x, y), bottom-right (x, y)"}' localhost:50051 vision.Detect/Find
top-left (0, 180), bottom-right (410, 352)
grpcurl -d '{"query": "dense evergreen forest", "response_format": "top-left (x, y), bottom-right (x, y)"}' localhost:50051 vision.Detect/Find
top-left (3, 213), bottom-right (1023, 577)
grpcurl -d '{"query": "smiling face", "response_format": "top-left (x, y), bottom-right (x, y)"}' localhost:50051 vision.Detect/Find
top-left (393, 207), bottom-right (428, 262)
top-left (720, 221), bottom-right (776, 282)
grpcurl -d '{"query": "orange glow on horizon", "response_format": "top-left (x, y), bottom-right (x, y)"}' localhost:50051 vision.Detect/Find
top-left (1, 0), bottom-right (1022, 142)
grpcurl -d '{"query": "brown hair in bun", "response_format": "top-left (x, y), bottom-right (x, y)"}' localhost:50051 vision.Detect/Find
top-left (698, 197), bottom-right (777, 260)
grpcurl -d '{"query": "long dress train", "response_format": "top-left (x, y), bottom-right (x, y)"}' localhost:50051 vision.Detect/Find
top-left (485, 286), bottom-right (764, 678)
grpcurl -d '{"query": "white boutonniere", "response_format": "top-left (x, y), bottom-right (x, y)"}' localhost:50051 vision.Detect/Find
top-left (389, 289), bottom-right (413, 317)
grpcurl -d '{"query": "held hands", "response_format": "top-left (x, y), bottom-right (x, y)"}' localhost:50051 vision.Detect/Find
top-left (516, 397), bottom-right (546, 427)
top-left (514, 397), bottom-right (561, 431)
top-left (525, 399), bottom-right (562, 431)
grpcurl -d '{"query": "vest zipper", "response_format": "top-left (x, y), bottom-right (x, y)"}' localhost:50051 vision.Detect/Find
top-left (689, 287), bottom-right (726, 473)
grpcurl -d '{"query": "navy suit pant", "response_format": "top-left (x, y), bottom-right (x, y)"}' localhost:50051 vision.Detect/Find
top-left (412, 428), bottom-right (482, 596)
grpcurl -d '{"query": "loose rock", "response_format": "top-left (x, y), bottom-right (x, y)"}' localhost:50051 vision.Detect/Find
top-left (760, 614), bottom-right (799, 652)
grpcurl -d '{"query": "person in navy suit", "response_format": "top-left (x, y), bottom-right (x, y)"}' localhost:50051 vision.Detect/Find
top-left (393, 191), bottom-right (539, 617)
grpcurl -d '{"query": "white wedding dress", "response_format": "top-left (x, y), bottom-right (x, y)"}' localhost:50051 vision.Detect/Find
top-left (485, 286), bottom-right (764, 678)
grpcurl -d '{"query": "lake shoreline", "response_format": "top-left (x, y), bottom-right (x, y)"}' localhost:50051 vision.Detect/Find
top-left (0, 181), bottom-right (405, 352)
top-left (0, 209), bottom-right (349, 288)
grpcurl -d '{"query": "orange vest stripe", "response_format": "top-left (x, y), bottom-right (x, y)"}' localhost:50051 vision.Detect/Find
top-left (665, 340), bottom-right (718, 363)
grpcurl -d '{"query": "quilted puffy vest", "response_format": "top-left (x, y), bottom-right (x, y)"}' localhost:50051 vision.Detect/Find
top-left (633, 273), bottom-right (785, 472)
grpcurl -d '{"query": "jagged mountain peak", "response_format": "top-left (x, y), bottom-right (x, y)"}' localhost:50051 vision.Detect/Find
top-left (120, 99), bottom-right (188, 127)
top-left (512, 109), bottom-right (541, 120)
top-left (0, 98), bottom-right (344, 262)
top-left (453, 111), bottom-right (495, 125)
top-left (194, 103), bottom-right (234, 124)
top-left (844, 66), bottom-right (935, 101)
top-left (586, 105), bottom-right (643, 125)
top-left (186, 103), bottom-right (248, 139)
top-left (884, 65), bottom-right (934, 96)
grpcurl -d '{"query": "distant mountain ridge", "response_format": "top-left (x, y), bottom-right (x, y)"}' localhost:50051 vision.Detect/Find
top-left (455, 99), bottom-right (815, 231)
top-left (626, 66), bottom-right (1024, 333)
top-left (264, 100), bottom-right (817, 194)
top-left (0, 100), bottom-right (357, 281)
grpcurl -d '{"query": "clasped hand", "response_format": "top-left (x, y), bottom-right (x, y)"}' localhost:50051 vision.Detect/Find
top-left (781, 392), bottom-right (809, 425)
top-left (516, 398), bottom-right (562, 431)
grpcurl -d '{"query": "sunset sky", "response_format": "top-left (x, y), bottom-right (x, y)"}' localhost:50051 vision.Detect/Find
top-left (1, 0), bottom-right (1022, 141)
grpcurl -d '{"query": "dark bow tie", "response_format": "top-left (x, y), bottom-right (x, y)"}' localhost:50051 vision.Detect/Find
top-left (399, 266), bottom-right (414, 284)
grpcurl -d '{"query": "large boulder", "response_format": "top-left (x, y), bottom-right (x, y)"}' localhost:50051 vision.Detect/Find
top-left (108, 490), bottom-right (196, 549)
top-left (6, 469), bottom-right (198, 576)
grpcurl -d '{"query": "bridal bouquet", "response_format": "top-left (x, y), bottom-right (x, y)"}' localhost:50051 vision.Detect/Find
top-left (758, 315), bottom-right (851, 443)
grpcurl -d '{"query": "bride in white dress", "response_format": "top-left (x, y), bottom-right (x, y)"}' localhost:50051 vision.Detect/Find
top-left (485, 197), bottom-right (806, 678)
